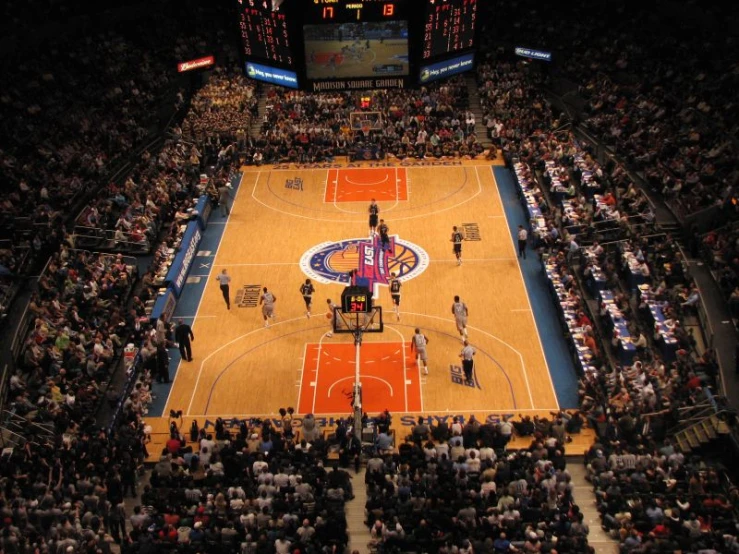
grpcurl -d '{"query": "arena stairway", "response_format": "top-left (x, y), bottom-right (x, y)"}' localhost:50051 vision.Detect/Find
top-left (346, 468), bottom-right (371, 554)
top-left (569, 457), bottom-right (620, 554)
top-left (465, 73), bottom-right (494, 152)
top-left (674, 412), bottom-right (731, 453)
top-left (249, 89), bottom-right (270, 139)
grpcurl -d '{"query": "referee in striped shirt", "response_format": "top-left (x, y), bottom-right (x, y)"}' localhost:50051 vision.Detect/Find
top-left (460, 340), bottom-right (476, 384)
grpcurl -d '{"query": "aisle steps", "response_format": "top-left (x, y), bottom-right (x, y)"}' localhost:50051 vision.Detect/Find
top-left (346, 468), bottom-right (371, 554)
top-left (569, 457), bottom-right (620, 554)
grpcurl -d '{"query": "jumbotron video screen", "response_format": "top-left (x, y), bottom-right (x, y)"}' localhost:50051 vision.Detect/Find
top-left (304, 21), bottom-right (409, 80)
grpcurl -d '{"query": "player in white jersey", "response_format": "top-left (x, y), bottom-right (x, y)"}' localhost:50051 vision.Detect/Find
top-left (451, 295), bottom-right (468, 341)
top-left (325, 298), bottom-right (337, 338)
top-left (411, 328), bottom-right (429, 375)
top-left (259, 287), bottom-right (277, 327)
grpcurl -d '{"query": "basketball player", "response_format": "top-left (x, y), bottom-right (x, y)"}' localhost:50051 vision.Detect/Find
top-left (460, 340), bottom-right (476, 384)
top-left (259, 287), bottom-right (277, 327)
top-left (411, 328), bottom-right (430, 375)
top-left (388, 272), bottom-right (401, 321)
top-left (451, 226), bottom-right (464, 265)
top-left (325, 298), bottom-right (337, 338)
top-left (451, 295), bottom-right (469, 341)
top-left (378, 219), bottom-right (390, 252)
top-left (299, 278), bottom-right (315, 318)
top-left (368, 198), bottom-right (379, 236)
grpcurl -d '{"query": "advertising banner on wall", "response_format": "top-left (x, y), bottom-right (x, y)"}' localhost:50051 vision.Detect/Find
top-left (165, 221), bottom-right (202, 297)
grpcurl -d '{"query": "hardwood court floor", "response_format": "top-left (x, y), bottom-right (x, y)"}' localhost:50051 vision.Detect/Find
top-left (163, 159), bottom-right (560, 427)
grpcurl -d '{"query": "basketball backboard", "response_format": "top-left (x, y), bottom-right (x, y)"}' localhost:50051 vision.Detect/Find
top-left (333, 306), bottom-right (383, 334)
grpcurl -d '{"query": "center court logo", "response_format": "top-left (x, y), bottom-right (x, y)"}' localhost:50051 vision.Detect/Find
top-left (300, 235), bottom-right (429, 291)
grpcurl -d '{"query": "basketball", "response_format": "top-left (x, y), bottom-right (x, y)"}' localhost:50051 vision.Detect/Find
top-left (326, 311), bottom-right (333, 320)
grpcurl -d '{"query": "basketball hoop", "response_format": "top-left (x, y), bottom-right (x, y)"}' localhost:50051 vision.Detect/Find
top-left (361, 125), bottom-right (371, 135)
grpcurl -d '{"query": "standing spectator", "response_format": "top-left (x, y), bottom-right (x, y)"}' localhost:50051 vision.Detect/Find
top-left (218, 181), bottom-right (232, 217)
top-left (156, 343), bottom-right (170, 383)
top-left (517, 225), bottom-right (528, 259)
top-left (174, 318), bottom-right (195, 362)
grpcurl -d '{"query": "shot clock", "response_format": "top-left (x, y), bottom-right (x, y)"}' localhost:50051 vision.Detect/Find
top-left (341, 286), bottom-right (373, 314)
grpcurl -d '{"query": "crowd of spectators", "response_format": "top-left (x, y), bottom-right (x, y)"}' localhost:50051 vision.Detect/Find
top-left (0, 243), bottom-right (157, 553)
top-left (9, 246), bottom-right (137, 428)
top-left (0, 28), bottom-right (170, 223)
top-left (73, 137), bottom-right (204, 254)
top-left (365, 415), bottom-right (592, 554)
top-left (470, 3), bottom-right (739, 541)
top-left (246, 76), bottom-right (485, 165)
top-left (0, 8), bottom-right (247, 554)
top-left (700, 223), bottom-right (739, 319)
top-left (511, 84), bottom-right (739, 553)
top-left (136, 417), bottom-right (350, 554)
top-left (183, 69), bottom-right (257, 143)
top-left (1, 2), bottom-right (738, 554)
top-left (478, 0), bottom-right (739, 313)
top-left (476, 0), bottom-right (737, 219)
top-left (584, 429), bottom-right (739, 553)
top-left (0, 377), bottom-right (152, 554)
top-left (477, 59), bottom-right (557, 154)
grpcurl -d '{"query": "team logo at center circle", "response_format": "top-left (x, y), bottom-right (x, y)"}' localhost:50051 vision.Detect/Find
top-left (300, 235), bottom-right (429, 288)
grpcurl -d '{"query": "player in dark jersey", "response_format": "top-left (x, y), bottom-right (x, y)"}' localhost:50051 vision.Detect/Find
top-left (378, 219), bottom-right (390, 253)
top-left (368, 198), bottom-right (379, 236)
top-left (299, 278), bottom-right (315, 318)
top-left (389, 272), bottom-right (401, 321)
top-left (451, 226), bottom-right (464, 266)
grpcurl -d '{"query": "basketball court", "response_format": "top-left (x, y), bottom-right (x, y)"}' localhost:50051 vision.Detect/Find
top-left (146, 157), bottom-right (584, 453)
top-left (325, 168), bottom-right (408, 203)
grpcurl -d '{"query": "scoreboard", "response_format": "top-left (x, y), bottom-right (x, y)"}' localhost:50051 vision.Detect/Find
top-left (237, 1), bottom-right (294, 68)
top-left (422, 0), bottom-right (478, 60)
top-left (306, 0), bottom-right (410, 24)
top-left (234, 0), bottom-right (478, 90)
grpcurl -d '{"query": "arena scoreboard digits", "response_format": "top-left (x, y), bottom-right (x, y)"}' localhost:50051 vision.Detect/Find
top-left (422, 0), bottom-right (477, 59)
top-left (308, 0), bottom-right (409, 23)
top-left (237, 0), bottom-right (294, 67)
top-left (234, 0), bottom-right (478, 89)
top-left (341, 286), bottom-right (373, 314)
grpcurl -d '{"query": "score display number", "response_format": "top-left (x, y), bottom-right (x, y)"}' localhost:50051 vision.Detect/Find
top-left (341, 286), bottom-right (373, 314)
top-left (342, 294), bottom-right (371, 314)
top-left (423, 0), bottom-right (477, 59)
top-left (318, 2), bottom-right (397, 21)
top-left (238, 3), bottom-right (294, 67)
